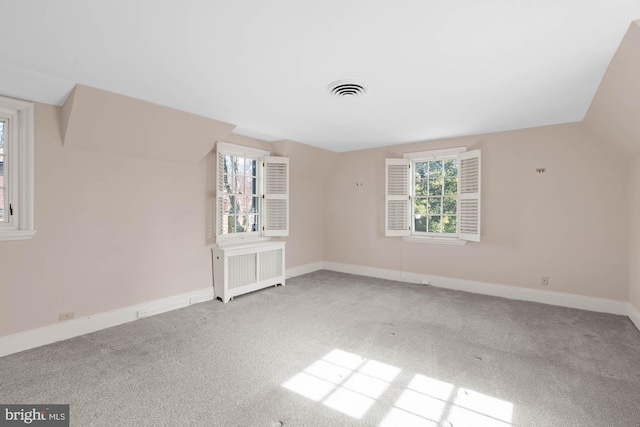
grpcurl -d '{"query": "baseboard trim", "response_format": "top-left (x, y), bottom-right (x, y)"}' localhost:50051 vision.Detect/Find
top-left (3, 262), bottom-right (634, 358)
top-left (286, 261), bottom-right (324, 279)
top-left (323, 262), bottom-right (628, 316)
top-left (629, 303), bottom-right (640, 332)
top-left (0, 287), bottom-right (214, 358)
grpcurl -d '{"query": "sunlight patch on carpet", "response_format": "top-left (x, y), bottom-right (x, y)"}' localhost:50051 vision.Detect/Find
top-left (282, 349), bottom-right (400, 419)
top-left (283, 349), bottom-right (513, 425)
top-left (381, 374), bottom-right (513, 426)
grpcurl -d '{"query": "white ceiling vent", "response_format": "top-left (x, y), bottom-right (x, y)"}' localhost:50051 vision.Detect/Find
top-left (328, 80), bottom-right (366, 98)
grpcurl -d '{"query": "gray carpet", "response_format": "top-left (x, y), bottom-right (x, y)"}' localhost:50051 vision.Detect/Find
top-left (1, 270), bottom-right (640, 426)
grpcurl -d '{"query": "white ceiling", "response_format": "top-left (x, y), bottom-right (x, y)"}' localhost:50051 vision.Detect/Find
top-left (1, 1), bottom-right (639, 152)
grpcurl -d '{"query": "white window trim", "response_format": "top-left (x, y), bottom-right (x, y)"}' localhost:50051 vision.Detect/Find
top-left (216, 142), bottom-right (268, 245)
top-left (215, 142), bottom-right (289, 246)
top-left (403, 146), bottom-right (466, 160)
top-left (217, 141), bottom-right (270, 161)
top-left (405, 147), bottom-right (465, 245)
top-left (0, 95), bottom-right (36, 242)
top-left (402, 236), bottom-right (468, 245)
top-left (385, 146), bottom-right (480, 245)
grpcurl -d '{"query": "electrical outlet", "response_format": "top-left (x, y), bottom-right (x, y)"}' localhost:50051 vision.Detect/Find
top-left (541, 276), bottom-right (549, 286)
top-left (59, 312), bottom-right (74, 321)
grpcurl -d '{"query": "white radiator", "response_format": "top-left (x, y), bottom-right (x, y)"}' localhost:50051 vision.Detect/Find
top-left (212, 241), bottom-right (286, 303)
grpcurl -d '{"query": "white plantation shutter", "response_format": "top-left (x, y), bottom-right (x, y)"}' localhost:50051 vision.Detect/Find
top-left (385, 158), bottom-right (411, 237)
top-left (262, 156), bottom-right (289, 237)
top-left (458, 149), bottom-right (481, 242)
top-left (216, 149), bottom-right (225, 237)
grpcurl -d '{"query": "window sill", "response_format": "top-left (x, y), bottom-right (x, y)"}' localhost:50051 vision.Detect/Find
top-left (402, 236), bottom-right (467, 246)
top-left (214, 236), bottom-right (274, 249)
top-left (0, 229), bottom-right (37, 242)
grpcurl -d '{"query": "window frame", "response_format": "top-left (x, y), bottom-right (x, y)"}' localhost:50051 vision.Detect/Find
top-left (0, 95), bottom-right (36, 242)
top-left (385, 147), bottom-right (480, 245)
top-left (405, 147), bottom-right (465, 241)
top-left (215, 142), bottom-right (289, 246)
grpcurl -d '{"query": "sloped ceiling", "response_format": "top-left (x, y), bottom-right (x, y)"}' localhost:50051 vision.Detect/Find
top-left (584, 20), bottom-right (640, 155)
top-left (62, 85), bottom-right (236, 163)
top-left (1, 1), bottom-right (639, 152)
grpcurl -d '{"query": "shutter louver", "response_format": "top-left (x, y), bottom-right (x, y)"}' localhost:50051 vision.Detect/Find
top-left (263, 156), bottom-right (289, 237)
top-left (458, 149), bottom-right (481, 242)
top-left (385, 159), bottom-right (411, 236)
top-left (216, 148), bottom-right (225, 237)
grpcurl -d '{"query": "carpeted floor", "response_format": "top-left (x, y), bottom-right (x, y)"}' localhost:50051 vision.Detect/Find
top-left (1, 270), bottom-right (640, 426)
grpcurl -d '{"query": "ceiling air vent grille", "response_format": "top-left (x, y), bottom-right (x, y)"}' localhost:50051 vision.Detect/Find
top-left (328, 80), bottom-right (366, 98)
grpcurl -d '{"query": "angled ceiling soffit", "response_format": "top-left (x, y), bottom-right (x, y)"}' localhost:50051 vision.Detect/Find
top-left (584, 21), bottom-right (640, 155)
top-left (61, 84), bottom-right (236, 163)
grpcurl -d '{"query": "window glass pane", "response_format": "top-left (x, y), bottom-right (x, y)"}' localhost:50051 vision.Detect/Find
top-left (0, 120), bottom-right (4, 220)
top-left (224, 215), bottom-right (233, 234)
top-left (223, 155), bottom-right (234, 174)
top-left (251, 197), bottom-right (260, 213)
top-left (223, 173), bottom-right (233, 193)
top-left (443, 197), bottom-right (456, 214)
top-left (427, 197), bottom-right (441, 215)
top-left (414, 198), bottom-right (426, 216)
top-left (428, 178), bottom-right (442, 196)
top-left (235, 197), bottom-right (246, 216)
top-left (236, 215), bottom-right (247, 232)
top-left (415, 179), bottom-right (428, 196)
top-left (444, 177), bottom-right (457, 195)
top-left (414, 215), bottom-right (426, 232)
top-left (0, 120), bottom-right (4, 155)
top-left (246, 176), bottom-right (257, 195)
top-left (235, 157), bottom-right (242, 174)
top-left (219, 151), bottom-right (261, 236)
top-left (236, 176), bottom-right (245, 194)
top-left (223, 196), bottom-right (233, 214)
top-left (444, 159), bottom-right (457, 176)
top-left (443, 216), bottom-right (456, 233)
top-left (428, 161), bottom-right (442, 176)
top-left (246, 159), bottom-right (256, 177)
top-left (415, 162), bottom-right (428, 179)
top-left (248, 214), bottom-right (259, 232)
top-left (428, 215), bottom-right (442, 233)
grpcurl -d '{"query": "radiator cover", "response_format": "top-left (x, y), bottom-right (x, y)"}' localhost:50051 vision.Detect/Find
top-left (212, 241), bottom-right (286, 303)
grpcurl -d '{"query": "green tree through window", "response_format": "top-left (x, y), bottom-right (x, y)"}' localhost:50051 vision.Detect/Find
top-left (413, 158), bottom-right (458, 234)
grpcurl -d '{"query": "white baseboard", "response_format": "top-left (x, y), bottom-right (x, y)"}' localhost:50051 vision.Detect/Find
top-left (3, 262), bottom-right (635, 359)
top-left (0, 287), bottom-right (214, 358)
top-left (286, 261), bottom-right (324, 279)
top-left (629, 303), bottom-right (640, 332)
top-left (323, 262), bottom-right (629, 316)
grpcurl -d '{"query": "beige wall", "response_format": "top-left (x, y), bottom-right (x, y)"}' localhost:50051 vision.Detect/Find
top-left (630, 156), bottom-right (640, 309)
top-left (0, 100), bottom-right (334, 337)
top-left (272, 140), bottom-right (337, 268)
top-left (323, 123), bottom-right (630, 301)
top-left (0, 103), bottom-right (213, 336)
top-left (584, 19), bottom-right (640, 310)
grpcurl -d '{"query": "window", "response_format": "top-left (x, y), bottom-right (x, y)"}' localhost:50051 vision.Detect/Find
top-left (220, 153), bottom-right (261, 236)
top-left (0, 95), bottom-right (35, 241)
top-left (385, 147), bottom-right (480, 244)
top-left (216, 142), bottom-right (288, 243)
top-left (1, 120), bottom-right (5, 222)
